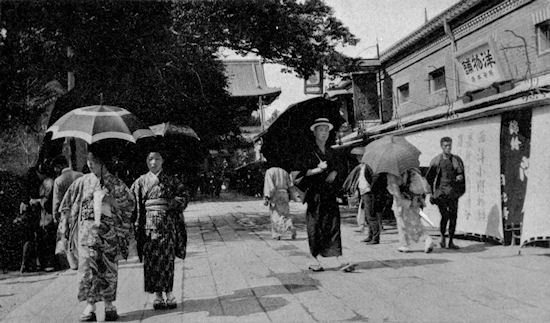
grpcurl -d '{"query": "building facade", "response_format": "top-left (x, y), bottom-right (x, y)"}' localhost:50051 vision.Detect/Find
top-left (340, 0), bottom-right (550, 246)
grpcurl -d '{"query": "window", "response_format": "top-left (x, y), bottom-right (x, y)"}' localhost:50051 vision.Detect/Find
top-left (397, 83), bottom-right (409, 104)
top-left (429, 67), bottom-right (446, 93)
top-left (538, 21), bottom-right (550, 54)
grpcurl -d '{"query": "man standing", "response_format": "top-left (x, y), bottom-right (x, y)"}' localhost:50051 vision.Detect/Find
top-left (426, 137), bottom-right (465, 250)
top-left (52, 155), bottom-right (82, 269)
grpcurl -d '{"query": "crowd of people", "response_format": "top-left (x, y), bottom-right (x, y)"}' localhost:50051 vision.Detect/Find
top-left (12, 116), bottom-right (465, 321)
top-left (262, 118), bottom-right (466, 273)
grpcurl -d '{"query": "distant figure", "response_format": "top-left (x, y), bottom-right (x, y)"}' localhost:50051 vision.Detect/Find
top-left (14, 163), bottom-right (54, 272)
top-left (296, 118), bottom-right (355, 272)
top-left (426, 137), bottom-right (466, 250)
top-left (263, 167), bottom-right (297, 240)
top-left (387, 168), bottom-right (434, 253)
top-left (52, 155), bottom-right (83, 269)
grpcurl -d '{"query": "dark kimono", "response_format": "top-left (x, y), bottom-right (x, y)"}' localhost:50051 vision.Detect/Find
top-left (131, 171), bottom-right (188, 293)
top-left (296, 144), bottom-right (344, 258)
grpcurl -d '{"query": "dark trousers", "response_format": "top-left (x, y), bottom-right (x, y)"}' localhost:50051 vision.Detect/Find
top-left (438, 198), bottom-right (458, 240)
top-left (362, 193), bottom-right (381, 242)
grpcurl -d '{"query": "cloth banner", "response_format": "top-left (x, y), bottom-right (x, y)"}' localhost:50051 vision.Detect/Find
top-left (500, 110), bottom-right (532, 244)
top-left (521, 105), bottom-right (550, 246)
top-left (404, 116), bottom-right (503, 240)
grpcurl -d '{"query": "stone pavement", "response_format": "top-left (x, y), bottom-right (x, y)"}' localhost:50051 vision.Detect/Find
top-left (2, 199), bottom-right (550, 322)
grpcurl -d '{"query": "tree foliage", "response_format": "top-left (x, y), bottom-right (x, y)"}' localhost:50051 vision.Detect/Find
top-left (0, 0), bottom-right (358, 147)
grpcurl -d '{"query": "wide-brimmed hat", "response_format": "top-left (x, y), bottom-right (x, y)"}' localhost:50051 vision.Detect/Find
top-left (310, 117), bottom-right (334, 131)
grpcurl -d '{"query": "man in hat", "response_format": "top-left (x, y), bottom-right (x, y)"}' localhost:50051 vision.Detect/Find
top-left (296, 117), bottom-right (355, 272)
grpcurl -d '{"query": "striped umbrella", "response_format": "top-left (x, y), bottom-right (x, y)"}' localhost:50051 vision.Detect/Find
top-left (47, 105), bottom-right (155, 144)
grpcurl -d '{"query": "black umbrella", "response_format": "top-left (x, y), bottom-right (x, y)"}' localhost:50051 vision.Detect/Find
top-left (260, 96), bottom-right (345, 171)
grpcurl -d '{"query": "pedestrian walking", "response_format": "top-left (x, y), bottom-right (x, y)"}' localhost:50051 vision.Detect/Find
top-left (387, 168), bottom-right (434, 253)
top-left (295, 118), bottom-right (355, 272)
top-left (131, 150), bottom-right (188, 311)
top-left (52, 155), bottom-right (83, 270)
top-left (426, 136), bottom-right (466, 249)
top-left (14, 163), bottom-right (55, 273)
top-left (263, 167), bottom-right (297, 240)
top-left (59, 146), bottom-right (134, 321)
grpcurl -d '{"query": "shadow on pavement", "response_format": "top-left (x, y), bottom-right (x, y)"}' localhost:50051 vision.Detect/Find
top-left (354, 258), bottom-right (450, 270)
top-left (118, 282), bottom-right (320, 321)
top-left (437, 242), bottom-right (492, 254)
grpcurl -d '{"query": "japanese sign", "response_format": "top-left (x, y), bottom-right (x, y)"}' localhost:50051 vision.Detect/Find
top-left (304, 69), bottom-right (324, 95)
top-left (456, 39), bottom-right (505, 92)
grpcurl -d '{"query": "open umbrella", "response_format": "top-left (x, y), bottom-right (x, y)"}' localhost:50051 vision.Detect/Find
top-left (259, 96), bottom-right (345, 171)
top-left (150, 122), bottom-right (200, 141)
top-left (361, 135), bottom-right (421, 176)
top-left (47, 105), bottom-right (155, 144)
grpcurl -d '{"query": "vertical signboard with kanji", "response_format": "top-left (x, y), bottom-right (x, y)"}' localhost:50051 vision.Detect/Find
top-left (455, 38), bottom-right (506, 93)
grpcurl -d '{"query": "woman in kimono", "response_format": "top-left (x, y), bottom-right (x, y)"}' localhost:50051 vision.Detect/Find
top-left (386, 168), bottom-right (434, 253)
top-left (263, 167), bottom-right (297, 240)
top-left (131, 151), bottom-right (188, 310)
top-left (296, 118), bottom-right (355, 272)
top-left (59, 146), bottom-right (134, 322)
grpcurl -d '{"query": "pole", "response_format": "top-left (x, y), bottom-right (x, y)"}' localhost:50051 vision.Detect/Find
top-left (259, 96), bottom-right (265, 131)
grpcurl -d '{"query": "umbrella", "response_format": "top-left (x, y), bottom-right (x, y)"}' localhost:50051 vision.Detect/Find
top-left (260, 96), bottom-right (345, 171)
top-left (47, 105), bottom-right (155, 144)
top-left (150, 122), bottom-right (200, 140)
top-left (361, 135), bottom-right (421, 176)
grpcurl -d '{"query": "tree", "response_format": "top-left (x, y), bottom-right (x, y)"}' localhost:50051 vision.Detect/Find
top-left (0, 0), bottom-right (359, 149)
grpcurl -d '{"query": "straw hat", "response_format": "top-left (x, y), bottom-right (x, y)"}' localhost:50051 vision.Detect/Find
top-left (310, 117), bottom-right (334, 131)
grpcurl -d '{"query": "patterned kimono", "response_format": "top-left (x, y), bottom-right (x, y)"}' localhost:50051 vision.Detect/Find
top-left (263, 167), bottom-right (296, 239)
top-left (59, 173), bottom-right (134, 303)
top-left (387, 169), bottom-right (431, 247)
top-left (131, 171), bottom-right (188, 293)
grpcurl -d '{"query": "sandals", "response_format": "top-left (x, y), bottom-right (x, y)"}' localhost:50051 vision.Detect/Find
top-left (165, 296), bottom-right (177, 309)
top-left (339, 263), bottom-right (356, 273)
top-left (153, 298), bottom-right (166, 310)
top-left (104, 307), bottom-right (119, 322)
top-left (308, 264), bottom-right (324, 272)
top-left (79, 312), bottom-right (97, 322)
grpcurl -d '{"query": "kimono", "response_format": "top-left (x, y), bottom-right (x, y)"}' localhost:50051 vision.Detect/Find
top-left (59, 173), bottom-right (134, 303)
top-left (131, 171), bottom-right (188, 294)
top-left (296, 144), bottom-right (344, 258)
top-left (387, 169), bottom-right (431, 248)
top-left (263, 167), bottom-right (296, 239)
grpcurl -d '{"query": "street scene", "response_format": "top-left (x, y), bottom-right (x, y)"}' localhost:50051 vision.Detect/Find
top-left (2, 200), bottom-right (550, 322)
top-left (1, 0), bottom-right (550, 322)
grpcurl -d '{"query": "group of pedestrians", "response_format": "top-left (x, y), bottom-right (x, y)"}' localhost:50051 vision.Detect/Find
top-left (263, 117), bottom-right (466, 273)
top-left (15, 144), bottom-right (188, 321)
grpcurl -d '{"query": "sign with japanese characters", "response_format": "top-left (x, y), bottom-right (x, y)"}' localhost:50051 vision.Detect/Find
top-left (500, 110), bottom-right (532, 245)
top-left (404, 116), bottom-right (503, 241)
top-left (456, 39), bottom-right (505, 92)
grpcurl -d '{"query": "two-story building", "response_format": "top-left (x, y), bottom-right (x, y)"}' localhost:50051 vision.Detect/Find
top-left (338, 0), bottom-right (550, 246)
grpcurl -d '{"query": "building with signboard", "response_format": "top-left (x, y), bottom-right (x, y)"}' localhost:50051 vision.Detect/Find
top-left (337, 0), bottom-right (550, 246)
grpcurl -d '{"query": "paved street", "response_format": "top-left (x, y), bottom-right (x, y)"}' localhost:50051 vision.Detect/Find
top-left (2, 199), bottom-right (550, 323)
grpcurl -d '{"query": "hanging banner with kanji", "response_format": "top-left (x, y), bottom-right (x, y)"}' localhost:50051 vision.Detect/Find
top-left (500, 110), bottom-right (532, 245)
top-left (522, 104), bottom-right (550, 246)
top-left (403, 116), bottom-right (503, 241)
top-left (455, 38), bottom-right (506, 93)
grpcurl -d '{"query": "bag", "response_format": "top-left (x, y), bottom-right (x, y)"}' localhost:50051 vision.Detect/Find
top-left (175, 212), bottom-right (187, 259)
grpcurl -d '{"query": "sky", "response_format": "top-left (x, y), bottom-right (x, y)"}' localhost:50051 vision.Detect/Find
top-left (256, 0), bottom-right (462, 119)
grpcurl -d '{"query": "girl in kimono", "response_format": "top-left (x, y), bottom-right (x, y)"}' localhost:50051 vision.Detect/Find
top-left (386, 168), bottom-right (434, 253)
top-left (131, 151), bottom-right (188, 310)
top-left (296, 118), bottom-right (355, 272)
top-left (59, 146), bottom-right (134, 322)
top-left (263, 167), bottom-right (297, 240)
